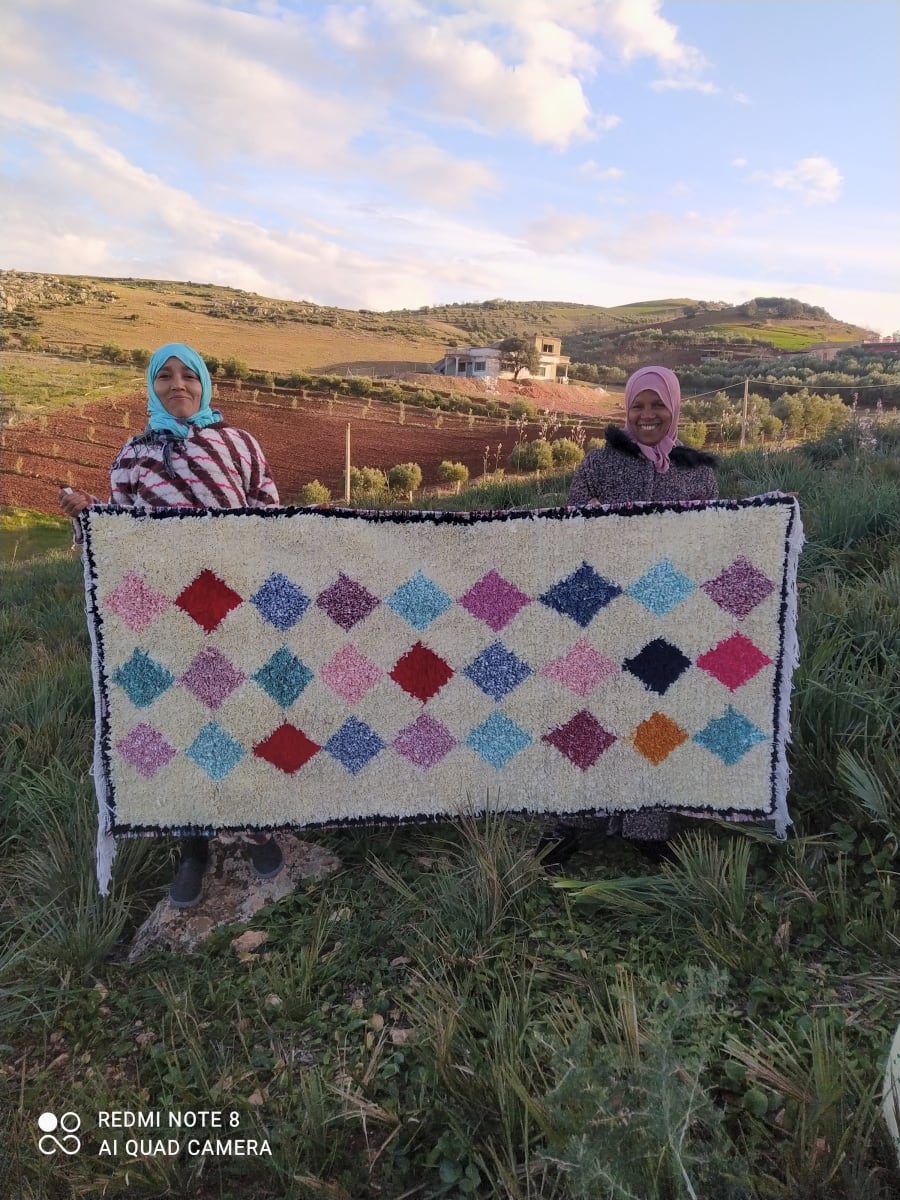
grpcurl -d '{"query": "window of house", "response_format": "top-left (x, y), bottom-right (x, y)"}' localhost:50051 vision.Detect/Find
top-left (536, 366), bottom-right (546, 376)
top-left (542, 343), bottom-right (554, 353)
top-left (473, 361), bottom-right (485, 371)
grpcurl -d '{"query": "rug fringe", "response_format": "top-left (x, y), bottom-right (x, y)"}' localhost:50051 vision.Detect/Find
top-left (773, 497), bottom-right (804, 837)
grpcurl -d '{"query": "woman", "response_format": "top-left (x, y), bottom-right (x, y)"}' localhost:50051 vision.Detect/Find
top-left (60, 342), bottom-right (283, 908)
top-left (550, 365), bottom-right (718, 863)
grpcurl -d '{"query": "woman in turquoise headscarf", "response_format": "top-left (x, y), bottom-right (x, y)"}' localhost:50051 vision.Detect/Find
top-left (60, 342), bottom-right (283, 906)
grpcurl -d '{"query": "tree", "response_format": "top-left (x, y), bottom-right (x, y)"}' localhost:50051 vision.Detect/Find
top-left (297, 480), bottom-right (330, 505)
top-left (438, 461), bottom-right (469, 494)
top-left (679, 421), bottom-right (707, 449)
top-left (499, 336), bottom-right (541, 380)
top-left (388, 462), bottom-right (423, 501)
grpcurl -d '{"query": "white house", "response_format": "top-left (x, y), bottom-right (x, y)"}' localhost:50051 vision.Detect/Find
top-left (434, 334), bottom-right (570, 383)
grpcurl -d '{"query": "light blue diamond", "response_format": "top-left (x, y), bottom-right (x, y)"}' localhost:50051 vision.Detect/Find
top-left (186, 722), bottom-right (245, 781)
top-left (693, 706), bottom-right (767, 766)
top-left (626, 559), bottom-right (696, 616)
top-left (466, 712), bottom-right (532, 769)
top-left (386, 571), bottom-right (453, 630)
top-left (253, 647), bottom-right (313, 709)
top-left (112, 649), bottom-right (174, 708)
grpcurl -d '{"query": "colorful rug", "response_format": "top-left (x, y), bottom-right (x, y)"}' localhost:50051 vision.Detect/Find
top-left (82, 496), bottom-right (802, 890)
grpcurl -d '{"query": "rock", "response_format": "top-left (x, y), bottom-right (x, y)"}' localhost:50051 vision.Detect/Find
top-left (127, 834), bottom-right (340, 960)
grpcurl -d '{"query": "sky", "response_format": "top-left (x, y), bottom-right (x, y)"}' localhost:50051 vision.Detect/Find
top-left (1, 0), bottom-right (898, 333)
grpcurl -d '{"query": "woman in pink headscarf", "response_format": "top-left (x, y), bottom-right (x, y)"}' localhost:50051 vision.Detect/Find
top-left (567, 365), bottom-right (718, 506)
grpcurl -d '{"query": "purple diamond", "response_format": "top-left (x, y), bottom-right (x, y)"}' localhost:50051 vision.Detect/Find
top-left (316, 574), bottom-right (380, 630)
top-left (702, 557), bottom-right (775, 620)
top-left (117, 723), bottom-right (177, 778)
top-left (459, 570), bottom-right (532, 632)
top-left (393, 715), bottom-right (456, 770)
top-left (181, 647), bottom-right (245, 709)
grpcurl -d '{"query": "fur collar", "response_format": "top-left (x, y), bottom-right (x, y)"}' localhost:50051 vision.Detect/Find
top-left (603, 423), bottom-right (717, 468)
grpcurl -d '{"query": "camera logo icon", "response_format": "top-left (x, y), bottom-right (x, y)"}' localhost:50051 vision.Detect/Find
top-left (37, 1111), bottom-right (82, 1155)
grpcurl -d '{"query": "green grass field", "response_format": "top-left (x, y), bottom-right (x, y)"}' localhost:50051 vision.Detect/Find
top-left (0, 352), bottom-right (143, 417)
top-left (0, 506), bottom-right (73, 560)
top-left (2, 427), bottom-right (899, 1198)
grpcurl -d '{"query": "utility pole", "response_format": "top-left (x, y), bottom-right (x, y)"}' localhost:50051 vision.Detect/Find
top-left (344, 423), bottom-right (351, 504)
top-left (740, 378), bottom-right (749, 448)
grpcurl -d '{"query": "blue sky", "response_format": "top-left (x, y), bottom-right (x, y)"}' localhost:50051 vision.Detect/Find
top-left (1, 0), bottom-right (898, 332)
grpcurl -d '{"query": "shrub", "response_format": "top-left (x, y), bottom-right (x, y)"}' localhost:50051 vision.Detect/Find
top-left (680, 421), bottom-right (708, 449)
top-left (297, 480), bottom-right (331, 505)
top-left (508, 438), bottom-right (553, 472)
top-left (438, 461), bottom-right (469, 493)
top-left (222, 356), bottom-right (250, 380)
top-left (347, 466), bottom-right (388, 501)
top-left (509, 398), bottom-right (537, 419)
top-left (130, 348), bottom-right (151, 368)
top-left (586, 437), bottom-right (605, 451)
top-left (202, 354), bottom-right (220, 374)
top-left (388, 462), bottom-right (423, 500)
top-left (348, 377), bottom-right (373, 396)
top-left (287, 370), bottom-right (312, 388)
top-left (550, 438), bottom-right (584, 468)
top-left (99, 342), bottom-right (126, 363)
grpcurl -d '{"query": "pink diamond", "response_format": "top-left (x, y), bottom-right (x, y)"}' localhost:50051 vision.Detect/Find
top-left (543, 710), bottom-right (616, 770)
top-left (542, 641), bottom-right (618, 697)
top-left (117, 723), bottom-right (177, 777)
top-left (393, 715), bottom-right (456, 770)
top-left (104, 572), bottom-right (170, 633)
top-left (702, 557), bottom-right (774, 619)
top-left (320, 645), bottom-right (384, 704)
top-left (459, 570), bottom-right (531, 632)
top-left (697, 633), bottom-right (772, 692)
top-left (181, 647), bottom-right (245, 709)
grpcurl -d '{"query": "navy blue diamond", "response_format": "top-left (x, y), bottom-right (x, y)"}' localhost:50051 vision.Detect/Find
top-left (251, 573), bottom-right (310, 632)
top-left (112, 649), bottom-right (174, 708)
top-left (539, 562), bottom-right (622, 627)
top-left (624, 638), bottom-right (691, 695)
top-left (464, 642), bottom-right (532, 702)
top-left (325, 717), bottom-right (385, 775)
top-left (253, 647), bottom-right (313, 709)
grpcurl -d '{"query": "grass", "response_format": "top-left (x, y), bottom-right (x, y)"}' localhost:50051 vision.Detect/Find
top-left (0, 351), bottom-right (144, 417)
top-left (0, 506), bottom-right (73, 560)
top-left (2, 428), bottom-right (900, 1198)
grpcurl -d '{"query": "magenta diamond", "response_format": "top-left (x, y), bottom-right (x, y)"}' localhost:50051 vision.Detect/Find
top-left (320, 644), bottom-right (384, 704)
top-left (542, 641), bottom-right (618, 697)
top-left (117, 723), bottom-right (177, 777)
top-left (393, 715), bottom-right (456, 770)
top-left (697, 633), bottom-right (772, 691)
top-left (459, 570), bottom-right (532, 632)
top-left (702, 557), bottom-right (775, 619)
top-left (316, 574), bottom-right (380, 630)
top-left (543, 710), bottom-right (616, 771)
top-left (103, 572), bottom-right (170, 633)
top-left (180, 647), bottom-right (245, 709)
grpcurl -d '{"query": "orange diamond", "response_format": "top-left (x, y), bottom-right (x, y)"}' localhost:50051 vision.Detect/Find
top-left (632, 712), bottom-right (688, 765)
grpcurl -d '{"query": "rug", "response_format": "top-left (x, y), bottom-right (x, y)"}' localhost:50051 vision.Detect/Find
top-left (81, 496), bottom-right (803, 891)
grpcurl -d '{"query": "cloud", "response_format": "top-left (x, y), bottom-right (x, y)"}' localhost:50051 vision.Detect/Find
top-left (650, 78), bottom-right (718, 94)
top-left (578, 159), bottom-right (624, 180)
top-left (754, 156), bottom-right (843, 204)
top-left (732, 157), bottom-right (748, 169)
top-left (373, 141), bottom-right (500, 207)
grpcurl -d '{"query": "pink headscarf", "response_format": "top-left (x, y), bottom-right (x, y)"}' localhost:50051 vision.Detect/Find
top-left (624, 365), bottom-right (681, 474)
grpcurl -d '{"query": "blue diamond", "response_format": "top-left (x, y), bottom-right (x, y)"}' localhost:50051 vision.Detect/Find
top-left (626, 559), bottom-right (696, 616)
top-left (693, 706), bottom-right (768, 765)
top-left (539, 562), bottom-right (622, 627)
top-left (464, 642), bottom-right (532, 702)
top-left (325, 717), bottom-right (385, 775)
top-left (624, 638), bottom-right (692, 695)
top-left (112, 649), bottom-right (174, 708)
top-left (466, 712), bottom-right (532, 768)
top-left (186, 722), bottom-right (245, 781)
top-left (386, 572), bottom-right (453, 630)
top-left (253, 647), bottom-right (314, 709)
top-left (251, 573), bottom-right (310, 631)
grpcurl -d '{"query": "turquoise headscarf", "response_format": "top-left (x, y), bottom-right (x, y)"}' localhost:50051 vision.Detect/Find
top-left (146, 343), bottom-right (222, 436)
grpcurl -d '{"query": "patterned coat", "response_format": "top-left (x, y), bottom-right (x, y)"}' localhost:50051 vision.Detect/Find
top-left (567, 424), bottom-right (718, 507)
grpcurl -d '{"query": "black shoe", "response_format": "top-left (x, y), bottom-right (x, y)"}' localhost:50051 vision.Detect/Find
top-left (169, 856), bottom-right (208, 908)
top-left (248, 837), bottom-right (283, 879)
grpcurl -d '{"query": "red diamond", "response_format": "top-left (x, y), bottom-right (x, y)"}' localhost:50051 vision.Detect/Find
top-left (176, 569), bottom-right (243, 632)
top-left (254, 723), bottom-right (320, 774)
top-left (543, 710), bottom-right (616, 771)
top-left (390, 641), bottom-right (454, 703)
top-left (697, 633), bottom-right (772, 692)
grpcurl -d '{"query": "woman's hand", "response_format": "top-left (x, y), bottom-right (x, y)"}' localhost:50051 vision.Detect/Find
top-left (58, 487), bottom-right (92, 518)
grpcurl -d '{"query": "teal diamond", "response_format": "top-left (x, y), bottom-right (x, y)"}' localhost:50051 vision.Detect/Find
top-left (693, 706), bottom-right (767, 765)
top-left (466, 712), bottom-right (532, 769)
top-left (112, 649), bottom-right (174, 708)
top-left (627, 559), bottom-right (696, 616)
top-left (187, 723), bottom-right (245, 781)
top-left (386, 571), bottom-right (453, 630)
top-left (253, 647), bottom-right (313, 709)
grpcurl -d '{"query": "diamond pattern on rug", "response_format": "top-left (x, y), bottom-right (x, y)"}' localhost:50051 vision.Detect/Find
top-left (464, 642), bottom-right (533, 701)
top-left (316, 573), bottom-right (380, 630)
top-left (186, 722), bottom-right (245, 781)
top-left (320, 645), bottom-right (384, 704)
top-left (626, 559), bottom-right (696, 616)
top-left (693, 706), bottom-right (767, 765)
top-left (180, 647), bottom-right (245, 710)
top-left (539, 562), bottom-right (622, 627)
top-left (251, 572), bottom-right (310, 631)
top-left (697, 633), bottom-right (773, 692)
top-left (104, 572), bottom-right (170, 633)
top-left (252, 647), bottom-right (313, 709)
top-left (112, 649), bottom-right (174, 708)
top-left (543, 710), bottom-right (616, 770)
top-left (325, 717), bottom-right (385, 775)
top-left (702, 557), bottom-right (774, 619)
top-left (117, 723), bottom-right (177, 778)
top-left (466, 712), bottom-right (532, 769)
top-left (632, 712), bottom-right (689, 765)
top-left (393, 715), bottom-right (456, 769)
top-left (390, 641), bottom-right (454, 703)
top-left (254, 723), bottom-right (321, 774)
top-left (542, 640), bottom-right (617, 697)
top-left (176, 569), bottom-right (243, 632)
top-left (624, 638), bottom-right (691, 696)
top-left (459, 570), bottom-right (531, 631)
top-left (386, 571), bottom-right (453, 630)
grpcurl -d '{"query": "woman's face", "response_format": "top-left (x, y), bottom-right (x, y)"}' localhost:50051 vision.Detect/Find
top-left (153, 356), bottom-right (203, 419)
top-left (628, 389), bottom-right (672, 446)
